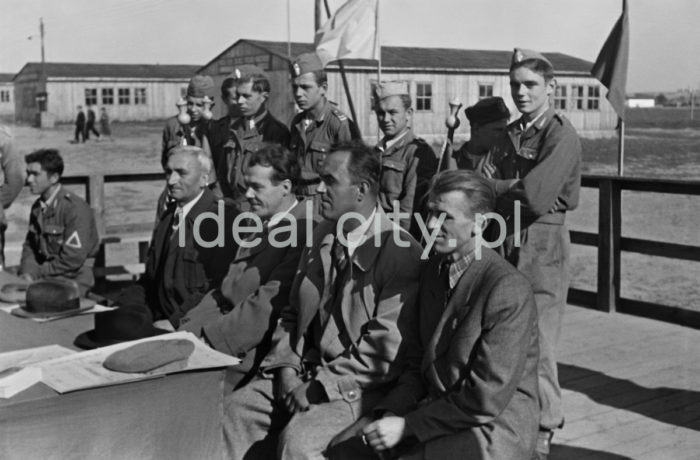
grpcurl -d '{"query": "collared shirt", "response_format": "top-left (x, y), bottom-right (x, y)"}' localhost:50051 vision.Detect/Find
top-left (268, 199), bottom-right (299, 228)
top-left (173, 189), bottom-right (205, 229)
top-left (244, 110), bottom-right (268, 132)
top-left (378, 129), bottom-right (409, 153)
top-left (345, 207), bottom-right (377, 257)
top-left (441, 250), bottom-right (476, 291)
top-left (40, 184), bottom-right (62, 212)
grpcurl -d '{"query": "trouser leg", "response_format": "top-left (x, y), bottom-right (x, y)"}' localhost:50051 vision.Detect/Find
top-left (224, 377), bottom-right (288, 460)
top-left (508, 223), bottom-right (570, 432)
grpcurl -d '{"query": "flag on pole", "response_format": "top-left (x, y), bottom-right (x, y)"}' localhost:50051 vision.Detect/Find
top-left (591, 0), bottom-right (630, 120)
top-left (315, 0), bottom-right (379, 66)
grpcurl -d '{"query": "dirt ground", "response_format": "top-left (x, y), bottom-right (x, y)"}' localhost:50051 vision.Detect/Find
top-left (3, 116), bottom-right (700, 311)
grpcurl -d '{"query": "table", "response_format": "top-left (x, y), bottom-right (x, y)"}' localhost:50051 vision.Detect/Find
top-left (0, 272), bottom-right (226, 459)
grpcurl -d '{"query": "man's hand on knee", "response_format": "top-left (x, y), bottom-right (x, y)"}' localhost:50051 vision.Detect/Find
top-left (284, 379), bottom-right (327, 413)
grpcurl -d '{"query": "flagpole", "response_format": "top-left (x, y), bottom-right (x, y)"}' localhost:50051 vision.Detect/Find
top-left (376, 0), bottom-right (381, 141)
top-left (617, 118), bottom-right (624, 175)
top-left (322, 0), bottom-right (358, 125)
top-left (286, 0), bottom-right (292, 57)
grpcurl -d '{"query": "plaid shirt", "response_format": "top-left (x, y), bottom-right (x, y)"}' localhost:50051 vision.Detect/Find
top-left (440, 250), bottom-right (476, 292)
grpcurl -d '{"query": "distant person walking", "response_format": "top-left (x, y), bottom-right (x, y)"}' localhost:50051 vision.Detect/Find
top-left (99, 107), bottom-right (112, 141)
top-left (85, 104), bottom-right (100, 140)
top-left (74, 106), bottom-right (86, 143)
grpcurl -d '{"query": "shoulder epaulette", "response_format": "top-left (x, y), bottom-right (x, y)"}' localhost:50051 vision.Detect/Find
top-left (330, 107), bottom-right (348, 122)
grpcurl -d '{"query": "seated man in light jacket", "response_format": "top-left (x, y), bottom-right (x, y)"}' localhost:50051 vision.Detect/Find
top-left (179, 143), bottom-right (317, 390)
top-left (223, 140), bottom-right (423, 460)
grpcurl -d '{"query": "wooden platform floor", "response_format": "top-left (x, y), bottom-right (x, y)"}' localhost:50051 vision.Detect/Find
top-left (552, 305), bottom-right (700, 459)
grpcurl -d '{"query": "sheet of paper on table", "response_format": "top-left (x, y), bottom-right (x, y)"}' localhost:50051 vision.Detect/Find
top-left (0, 345), bottom-right (76, 398)
top-left (39, 331), bottom-right (240, 394)
top-left (0, 302), bottom-right (117, 322)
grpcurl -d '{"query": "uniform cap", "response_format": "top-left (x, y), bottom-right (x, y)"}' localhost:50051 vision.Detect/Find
top-left (375, 81), bottom-right (409, 100)
top-left (291, 52), bottom-right (325, 77)
top-left (465, 97), bottom-right (510, 125)
top-left (511, 48), bottom-right (553, 69)
top-left (186, 75), bottom-right (215, 99)
top-left (227, 64), bottom-right (268, 82)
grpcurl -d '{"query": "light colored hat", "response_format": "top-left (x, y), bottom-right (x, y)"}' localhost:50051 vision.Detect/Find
top-left (511, 47), bottom-right (553, 69)
top-left (375, 81), bottom-right (409, 100)
top-left (291, 52), bottom-right (325, 77)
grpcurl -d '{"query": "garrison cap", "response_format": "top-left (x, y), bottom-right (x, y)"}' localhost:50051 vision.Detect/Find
top-left (374, 81), bottom-right (409, 100)
top-left (291, 52), bottom-right (324, 77)
top-left (186, 75), bottom-right (215, 99)
top-left (228, 64), bottom-right (268, 82)
top-left (511, 47), bottom-right (553, 69)
top-left (465, 97), bottom-right (510, 125)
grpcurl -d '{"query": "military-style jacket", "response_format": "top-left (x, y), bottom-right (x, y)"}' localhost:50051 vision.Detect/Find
top-left (488, 106), bottom-right (582, 227)
top-left (20, 186), bottom-right (99, 294)
top-left (161, 116), bottom-right (211, 168)
top-left (289, 100), bottom-right (360, 196)
top-left (376, 129), bottom-right (437, 231)
top-left (209, 110), bottom-right (290, 206)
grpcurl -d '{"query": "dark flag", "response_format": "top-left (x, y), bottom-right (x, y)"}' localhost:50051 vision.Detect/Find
top-left (591, 0), bottom-right (630, 120)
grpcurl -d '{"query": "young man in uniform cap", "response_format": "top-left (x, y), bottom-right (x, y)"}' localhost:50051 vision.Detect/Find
top-left (288, 52), bottom-right (361, 214)
top-left (208, 65), bottom-right (290, 209)
top-left (445, 96), bottom-right (510, 171)
top-left (20, 149), bottom-right (99, 295)
top-left (483, 47), bottom-right (582, 459)
top-left (374, 81), bottom-right (437, 234)
top-left (161, 74), bottom-right (215, 168)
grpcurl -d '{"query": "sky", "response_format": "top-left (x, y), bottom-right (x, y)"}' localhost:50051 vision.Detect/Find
top-left (1, 0), bottom-right (698, 93)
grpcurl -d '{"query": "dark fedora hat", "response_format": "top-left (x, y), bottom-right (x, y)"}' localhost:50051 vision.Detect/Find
top-left (74, 305), bottom-right (169, 350)
top-left (11, 279), bottom-right (93, 319)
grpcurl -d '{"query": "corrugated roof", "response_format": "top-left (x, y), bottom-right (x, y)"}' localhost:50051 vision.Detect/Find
top-left (0, 73), bottom-right (15, 83)
top-left (14, 62), bottom-right (201, 80)
top-left (230, 39), bottom-right (593, 74)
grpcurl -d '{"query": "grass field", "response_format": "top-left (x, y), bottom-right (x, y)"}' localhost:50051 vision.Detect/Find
top-left (3, 107), bottom-right (699, 311)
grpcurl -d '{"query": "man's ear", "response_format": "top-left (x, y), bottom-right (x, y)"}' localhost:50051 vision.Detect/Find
top-left (281, 178), bottom-right (292, 195)
top-left (357, 181), bottom-right (371, 201)
top-left (546, 78), bottom-right (556, 97)
top-left (49, 173), bottom-right (60, 185)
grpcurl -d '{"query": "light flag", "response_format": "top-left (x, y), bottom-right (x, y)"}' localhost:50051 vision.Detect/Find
top-left (314, 0), bottom-right (379, 66)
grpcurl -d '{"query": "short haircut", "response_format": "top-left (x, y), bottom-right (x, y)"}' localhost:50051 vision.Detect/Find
top-left (428, 170), bottom-right (496, 216)
top-left (25, 149), bottom-right (64, 177)
top-left (240, 73), bottom-right (271, 94)
top-left (510, 59), bottom-right (555, 81)
top-left (247, 143), bottom-right (300, 187)
top-left (167, 145), bottom-right (212, 176)
top-left (331, 140), bottom-right (380, 195)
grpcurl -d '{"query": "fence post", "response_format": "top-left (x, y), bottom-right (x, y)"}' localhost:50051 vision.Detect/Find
top-left (597, 178), bottom-right (621, 312)
top-left (87, 174), bottom-right (106, 238)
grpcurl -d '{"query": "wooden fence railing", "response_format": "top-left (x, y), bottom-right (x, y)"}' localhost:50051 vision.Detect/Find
top-left (568, 175), bottom-right (700, 329)
top-left (64, 171), bottom-right (700, 328)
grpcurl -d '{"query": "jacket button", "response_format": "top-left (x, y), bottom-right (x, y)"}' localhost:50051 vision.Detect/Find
top-left (347, 390), bottom-right (357, 399)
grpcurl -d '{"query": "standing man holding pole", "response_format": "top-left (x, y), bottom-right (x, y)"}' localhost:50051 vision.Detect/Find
top-left (288, 52), bottom-right (361, 214)
top-left (483, 48), bottom-right (581, 460)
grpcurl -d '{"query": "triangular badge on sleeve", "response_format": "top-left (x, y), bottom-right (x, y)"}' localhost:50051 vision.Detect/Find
top-left (65, 231), bottom-right (82, 249)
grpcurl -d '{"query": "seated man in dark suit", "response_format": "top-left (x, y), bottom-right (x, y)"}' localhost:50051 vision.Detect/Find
top-left (113, 145), bottom-right (236, 330)
top-left (338, 170), bottom-right (540, 460)
top-left (179, 143), bottom-right (317, 389)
